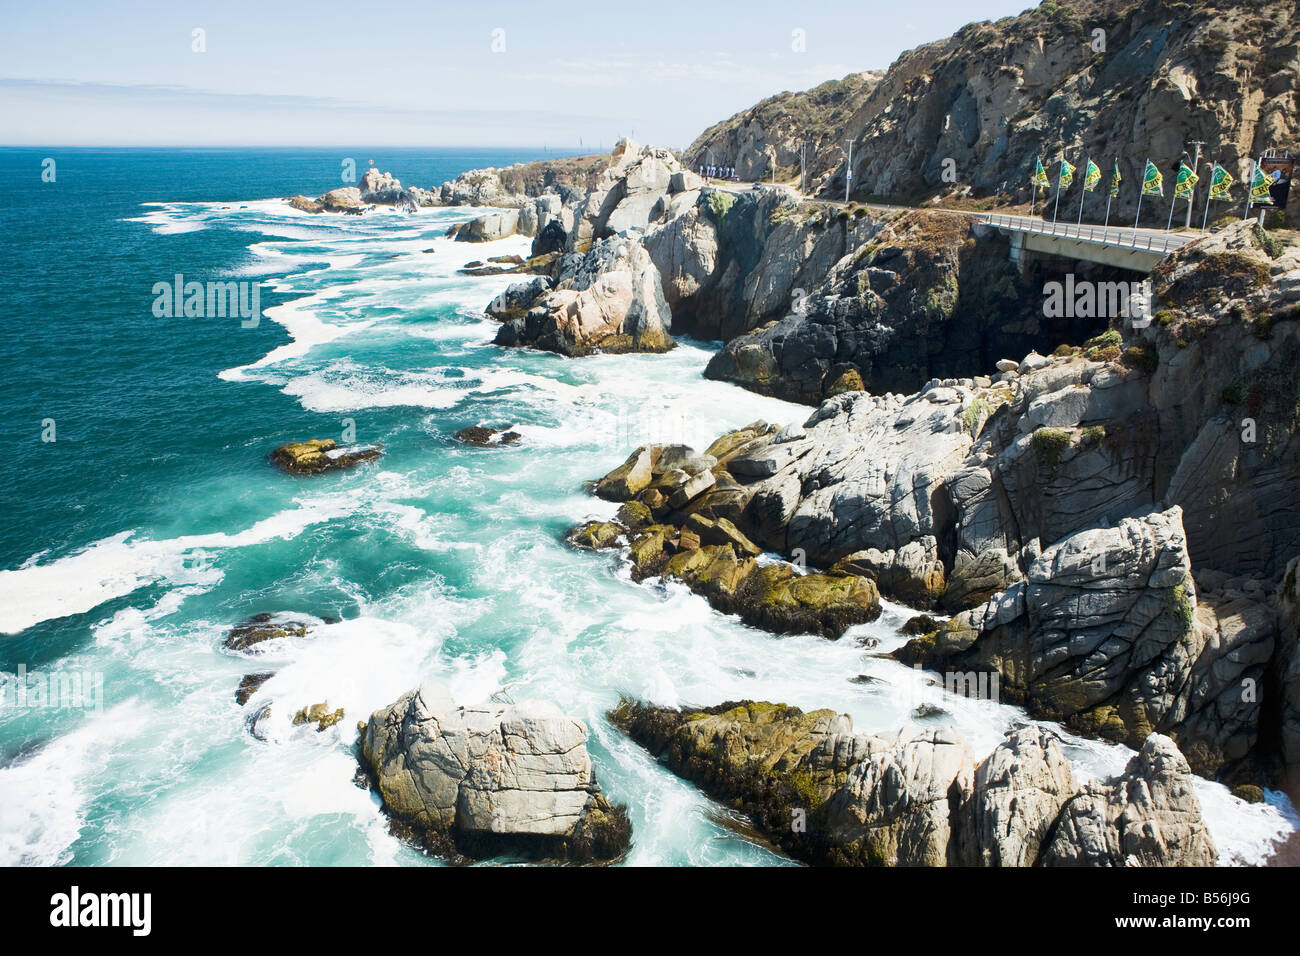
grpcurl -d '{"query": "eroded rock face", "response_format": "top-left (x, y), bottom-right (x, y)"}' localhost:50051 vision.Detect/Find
top-left (953, 725), bottom-right (1077, 867)
top-left (492, 237), bottom-right (673, 356)
top-left (360, 685), bottom-right (631, 862)
top-left (612, 700), bottom-right (1217, 867)
top-left (821, 726), bottom-right (972, 866)
top-left (1277, 557), bottom-right (1300, 797)
top-left (1041, 734), bottom-right (1218, 867)
top-left (269, 439), bottom-right (382, 475)
top-left (691, 2), bottom-right (1298, 225)
top-left (574, 437), bottom-right (882, 637)
top-left (898, 508), bottom-right (1274, 778)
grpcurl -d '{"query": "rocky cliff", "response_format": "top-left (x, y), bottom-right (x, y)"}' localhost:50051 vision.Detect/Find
top-left (577, 222), bottom-right (1300, 794)
top-left (689, 0), bottom-right (1299, 222)
top-left (684, 72), bottom-right (882, 185)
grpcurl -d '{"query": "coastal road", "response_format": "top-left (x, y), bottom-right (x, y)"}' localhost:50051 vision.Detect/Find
top-left (701, 178), bottom-right (1200, 255)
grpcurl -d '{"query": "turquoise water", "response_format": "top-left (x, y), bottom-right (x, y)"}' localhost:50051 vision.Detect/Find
top-left (0, 148), bottom-right (1293, 866)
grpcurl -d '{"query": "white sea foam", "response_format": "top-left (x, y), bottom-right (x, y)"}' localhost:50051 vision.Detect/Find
top-left (18, 191), bottom-right (1283, 868)
top-left (0, 496), bottom-right (360, 634)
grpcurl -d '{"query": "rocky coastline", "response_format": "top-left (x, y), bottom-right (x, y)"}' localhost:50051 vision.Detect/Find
top-left (254, 0), bottom-right (1300, 865)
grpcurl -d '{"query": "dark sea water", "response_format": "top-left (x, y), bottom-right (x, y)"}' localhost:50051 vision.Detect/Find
top-left (0, 147), bottom-right (1290, 865)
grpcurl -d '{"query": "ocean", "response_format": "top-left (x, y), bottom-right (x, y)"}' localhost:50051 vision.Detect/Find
top-left (0, 147), bottom-right (1293, 866)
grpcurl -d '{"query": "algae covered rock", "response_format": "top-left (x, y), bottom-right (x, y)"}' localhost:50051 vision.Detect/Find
top-left (613, 699), bottom-right (1219, 868)
top-left (223, 612), bottom-right (314, 652)
top-left (269, 439), bottom-right (382, 475)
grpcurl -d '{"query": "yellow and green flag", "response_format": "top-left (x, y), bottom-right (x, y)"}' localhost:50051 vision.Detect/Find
top-left (1141, 160), bottom-right (1163, 197)
top-left (1033, 157), bottom-right (1049, 188)
top-left (1083, 159), bottom-right (1102, 192)
top-left (1174, 162), bottom-right (1199, 200)
top-left (1110, 160), bottom-right (1122, 197)
top-left (1249, 164), bottom-right (1274, 204)
top-left (1207, 165), bottom-right (1233, 201)
top-left (1059, 159), bottom-right (1075, 189)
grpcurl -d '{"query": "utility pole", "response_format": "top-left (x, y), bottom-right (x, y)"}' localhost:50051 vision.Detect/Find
top-left (1185, 140), bottom-right (1205, 228)
top-left (800, 139), bottom-right (808, 194)
top-left (844, 139), bottom-right (853, 204)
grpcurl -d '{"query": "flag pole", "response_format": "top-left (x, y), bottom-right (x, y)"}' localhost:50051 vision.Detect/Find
top-left (1052, 156), bottom-right (1064, 225)
top-left (1077, 156), bottom-right (1089, 225)
top-left (1132, 157), bottom-right (1148, 245)
top-left (1244, 158), bottom-right (1255, 221)
top-left (1200, 162), bottom-right (1215, 232)
top-left (1165, 163), bottom-right (1179, 231)
top-left (1030, 157), bottom-right (1037, 216)
top-left (1103, 157), bottom-right (1115, 230)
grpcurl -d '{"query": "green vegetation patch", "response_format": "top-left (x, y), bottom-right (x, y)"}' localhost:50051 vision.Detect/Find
top-left (705, 190), bottom-right (737, 223)
top-left (1031, 427), bottom-right (1072, 474)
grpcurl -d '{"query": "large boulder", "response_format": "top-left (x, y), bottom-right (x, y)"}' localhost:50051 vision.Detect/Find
top-left (320, 187), bottom-right (364, 212)
top-left (359, 685), bottom-right (631, 862)
top-left (1041, 734), bottom-right (1218, 867)
top-left (455, 209), bottom-right (520, 242)
top-left (820, 726), bottom-right (973, 866)
top-left (953, 725), bottom-right (1077, 866)
top-left (493, 236), bottom-right (674, 356)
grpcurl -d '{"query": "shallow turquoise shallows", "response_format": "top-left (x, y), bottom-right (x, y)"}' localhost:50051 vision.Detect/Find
top-left (0, 148), bottom-right (1292, 866)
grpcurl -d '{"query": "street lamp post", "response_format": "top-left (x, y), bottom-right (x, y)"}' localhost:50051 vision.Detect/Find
top-left (1185, 140), bottom-right (1205, 228)
top-left (843, 139), bottom-right (853, 204)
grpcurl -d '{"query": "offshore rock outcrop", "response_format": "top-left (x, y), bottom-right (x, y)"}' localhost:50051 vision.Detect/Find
top-left (610, 700), bottom-right (1217, 866)
top-left (482, 140), bottom-right (701, 355)
top-left (269, 439), bottom-right (382, 475)
top-left (359, 684), bottom-right (631, 863)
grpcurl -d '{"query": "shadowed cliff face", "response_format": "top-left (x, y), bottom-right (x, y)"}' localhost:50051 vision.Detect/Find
top-left (689, 0), bottom-right (1299, 222)
top-left (694, 206), bottom-right (1127, 403)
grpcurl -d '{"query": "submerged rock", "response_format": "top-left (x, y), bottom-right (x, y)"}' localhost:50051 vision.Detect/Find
top-left (235, 672), bottom-right (273, 706)
top-left (294, 701), bottom-right (344, 733)
top-left (223, 613), bottom-right (313, 652)
top-left (359, 685), bottom-right (631, 862)
top-left (269, 439), bottom-right (383, 475)
top-left (453, 426), bottom-right (521, 447)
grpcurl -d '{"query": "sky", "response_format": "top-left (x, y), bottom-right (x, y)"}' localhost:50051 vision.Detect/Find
top-left (0, 0), bottom-right (1038, 148)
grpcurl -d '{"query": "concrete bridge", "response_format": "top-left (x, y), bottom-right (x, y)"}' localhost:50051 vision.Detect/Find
top-left (713, 182), bottom-right (1200, 273)
top-left (974, 212), bottom-right (1198, 273)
